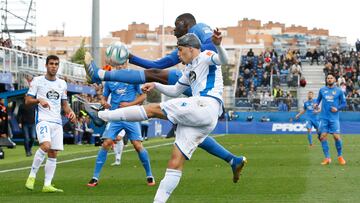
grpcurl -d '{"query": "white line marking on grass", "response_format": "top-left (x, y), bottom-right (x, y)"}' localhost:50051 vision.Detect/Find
top-left (0, 134), bottom-right (226, 174)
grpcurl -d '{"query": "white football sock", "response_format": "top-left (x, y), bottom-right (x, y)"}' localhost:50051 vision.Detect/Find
top-left (114, 140), bottom-right (124, 163)
top-left (153, 168), bottom-right (182, 203)
top-left (44, 158), bottom-right (57, 186)
top-left (98, 105), bottom-right (148, 122)
top-left (29, 148), bottom-right (46, 178)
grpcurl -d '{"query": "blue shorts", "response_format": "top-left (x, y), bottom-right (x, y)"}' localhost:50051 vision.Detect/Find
top-left (319, 119), bottom-right (340, 134)
top-left (305, 119), bottom-right (319, 130)
top-left (102, 121), bottom-right (142, 141)
top-left (168, 69), bottom-right (192, 97)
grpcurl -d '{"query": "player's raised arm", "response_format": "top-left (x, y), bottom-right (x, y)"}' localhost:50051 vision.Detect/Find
top-left (210, 28), bottom-right (228, 65)
top-left (142, 82), bottom-right (188, 98)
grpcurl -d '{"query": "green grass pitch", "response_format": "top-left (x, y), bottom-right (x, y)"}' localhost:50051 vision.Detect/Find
top-left (1, 134), bottom-right (360, 202)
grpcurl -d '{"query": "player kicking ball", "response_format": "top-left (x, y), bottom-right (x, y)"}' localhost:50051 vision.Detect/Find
top-left (90, 30), bottom-right (246, 202)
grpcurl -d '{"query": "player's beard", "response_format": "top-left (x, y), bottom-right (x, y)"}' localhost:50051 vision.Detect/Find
top-left (327, 81), bottom-right (335, 87)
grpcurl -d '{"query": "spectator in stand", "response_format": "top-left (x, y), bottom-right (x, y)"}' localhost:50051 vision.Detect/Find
top-left (311, 49), bottom-right (319, 65)
top-left (280, 64), bottom-right (289, 83)
top-left (355, 39), bottom-right (360, 52)
top-left (338, 75), bottom-right (346, 86)
top-left (291, 60), bottom-right (302, 77)
top-left (261, 72), bottom-right (271, 87)
top-left (74, 114), bottom-right (84, 145)
top-left (235, 85), bottom-right (246, 98)
top-left (0, 99), bottom-right (8, 138)
top-left (247, 48), bottom-right (254, 57)
top-left (285, 93), bottom-right (293, 111)
top-left (305, 49), bottom-right (313, 61)
top-left (18, 102), bottom-right (36, 157)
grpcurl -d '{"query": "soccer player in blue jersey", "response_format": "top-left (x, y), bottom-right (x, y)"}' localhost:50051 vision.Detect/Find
top-left (84, 13), bottom-right (244, 180)
top-left (87, 63), bottom-right (155, 187)
top-left (314, 73), bottom-right (347, 165)
top-left (295, 91), bottom-right (320, 147)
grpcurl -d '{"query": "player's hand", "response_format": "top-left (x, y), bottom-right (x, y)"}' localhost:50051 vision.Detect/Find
top-left (119, 102), bottom-right (131, 108)
top-left (67, 111), bottom-right (77, 123)
top-left (102, 102), bottom-right (111, 109)
top-left (331, 106), bottom-right (338, 112)
top-left (38, 98), bottom-right (50, 109)
top-left (142, 83), bottom-right (155, 93)
top-left (212, 28), bottom-right (222, 46)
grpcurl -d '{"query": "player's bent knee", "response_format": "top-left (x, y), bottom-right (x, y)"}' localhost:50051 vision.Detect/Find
top-left (144, 103), bottom-right (162, 118)
top-left (40, 142), bottom-right (51, 152)
top-left (47, 149), bottom-right (58, 158)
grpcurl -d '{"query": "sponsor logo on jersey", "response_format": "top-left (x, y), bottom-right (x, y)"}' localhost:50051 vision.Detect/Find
top-left (189, 71), bottom-right (196, 83)
top-left (46, 90), bottom-right (60, 100)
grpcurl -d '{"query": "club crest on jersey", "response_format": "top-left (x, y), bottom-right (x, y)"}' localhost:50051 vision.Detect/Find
top-left (116, 88), bottom-right (127, 96)
top-left (46, 90), bottom-right (60, 100)
top-left (332, 91), bottom-right (336, 95)
top-left (189, 71), bottom-right (196, 83)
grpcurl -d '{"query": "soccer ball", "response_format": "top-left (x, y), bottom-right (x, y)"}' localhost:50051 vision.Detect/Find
top-left (105, 42), bottom-right (129, 65)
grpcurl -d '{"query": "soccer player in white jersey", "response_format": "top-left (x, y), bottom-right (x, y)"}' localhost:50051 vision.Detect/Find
top-left (25, 55), bottom-right (76, 193)
top-left (95, 30), bottom-right (247, 202)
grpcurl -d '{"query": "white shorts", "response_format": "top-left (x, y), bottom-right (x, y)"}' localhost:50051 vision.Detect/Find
top-left (36, 121), bottom-right (64, 151)
top-left (160, 96), bottom-right (222, 159)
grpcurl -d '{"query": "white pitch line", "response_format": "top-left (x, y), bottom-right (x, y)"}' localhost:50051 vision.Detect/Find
top-left (0, 134), bottom-right (226, 174)
top-left (0, 142), bottom-right (173, 174)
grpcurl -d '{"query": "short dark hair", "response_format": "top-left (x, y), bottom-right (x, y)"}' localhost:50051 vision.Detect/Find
top-left (176, 13), bottom-right (196, 26)
top-left (46, 55), bottom-right (59, 65)
top-left (177, 33), bottom-right (201, 49)
top-left (327, 72), bottom-right (336, 78)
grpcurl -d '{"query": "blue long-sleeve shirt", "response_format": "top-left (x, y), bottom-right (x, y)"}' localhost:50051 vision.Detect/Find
top-left (129, 23), bottom-right (216, 69)
top-left (316, 86), bottom-right (346, 120)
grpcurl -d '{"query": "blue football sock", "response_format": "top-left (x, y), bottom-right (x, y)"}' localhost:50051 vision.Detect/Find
top-left (320, 140), bottom-right (330, 158)
top-left (198, 136), bottom-right (235, 163)
top-left (93, 148), bottom-right (108, 179)
top-left (335, 139), bottom-right (343, 156)
top-left (104, 69), bottom-right (146, 84)
top-left (138, 149), bottom-right (152, 177)
top-left (307, 133), bottom-right (313, 145)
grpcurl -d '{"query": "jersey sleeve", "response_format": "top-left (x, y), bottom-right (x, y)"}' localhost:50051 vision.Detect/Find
top-left (135, 84), bottom-right (143, 94)
top-left (27, 77), bottom-right (38, 97)
top-left (103, 82), bottom-right (111, 97)
top-left (202, 51), bottom-right (220, 65)
top-left (177, 71), bottom-right (190, 87)
top-left (129, 50), bottom-right (180, 69)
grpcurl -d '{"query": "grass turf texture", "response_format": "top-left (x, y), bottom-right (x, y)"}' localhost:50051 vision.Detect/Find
top-left (1, 134), bottom-right (360, 202)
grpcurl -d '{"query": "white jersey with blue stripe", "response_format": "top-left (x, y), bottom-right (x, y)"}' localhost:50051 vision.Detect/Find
top-left (178, 50), bottom-right (224, 105)
top-left (27, 75), bottom-right (67, 125)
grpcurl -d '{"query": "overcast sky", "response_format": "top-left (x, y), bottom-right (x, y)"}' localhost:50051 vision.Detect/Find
top-left (36, 0), bottom-right (359, 44)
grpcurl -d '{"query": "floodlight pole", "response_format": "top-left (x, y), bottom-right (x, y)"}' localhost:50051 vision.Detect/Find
top-left (91, 0), bottom-right (100, 66)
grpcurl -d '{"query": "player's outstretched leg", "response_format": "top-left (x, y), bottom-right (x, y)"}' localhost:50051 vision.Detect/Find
top-left (84, 52), bottom-right (102, 84)
top-left (84, 52), bottom-right (146, 85)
